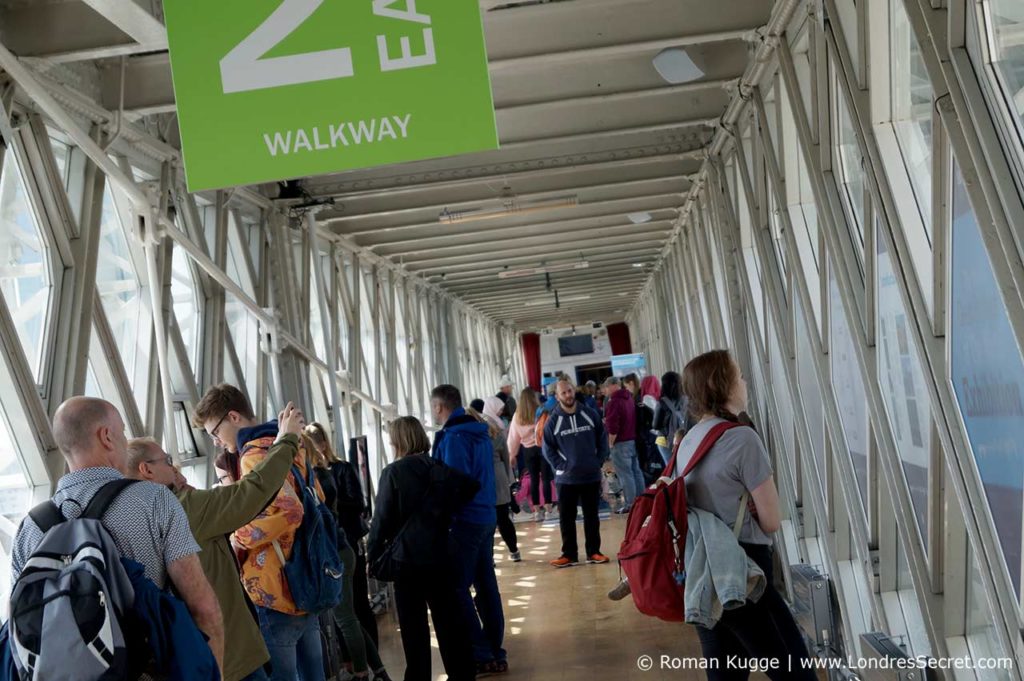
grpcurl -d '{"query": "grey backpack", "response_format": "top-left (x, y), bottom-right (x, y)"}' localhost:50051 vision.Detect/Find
top-left (9, 479), bottom-right (140, 681)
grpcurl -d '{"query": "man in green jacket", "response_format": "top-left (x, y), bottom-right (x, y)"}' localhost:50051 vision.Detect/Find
top-left (126, 402), bottom-right (306, 681)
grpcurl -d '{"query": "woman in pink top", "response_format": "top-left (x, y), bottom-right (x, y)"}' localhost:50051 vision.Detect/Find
top-left (507, 388), bottom-right (555, 521)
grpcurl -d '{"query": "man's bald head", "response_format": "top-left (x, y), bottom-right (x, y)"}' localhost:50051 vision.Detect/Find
top-left (52, 397), bottom-right (126, 468)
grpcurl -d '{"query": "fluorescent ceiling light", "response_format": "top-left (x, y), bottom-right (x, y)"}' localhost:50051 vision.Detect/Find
top-left (653, 48), bottom-right (704, 84)
top-left (498, 260), bottom-right (589, 279)
top-left (440, 195), bottom-right (578, 224)
top-left (524, 294), bottom-right (591, 307)
top-left (631, 263), bottom-right (645, 268)
top-left (627, 212), bottom-right (652, 224)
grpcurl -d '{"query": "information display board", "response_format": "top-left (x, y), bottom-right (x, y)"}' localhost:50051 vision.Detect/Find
top-left (164, 0), bottom-right (499, 191)
top-left (611, 353), bottom-right (647, 378)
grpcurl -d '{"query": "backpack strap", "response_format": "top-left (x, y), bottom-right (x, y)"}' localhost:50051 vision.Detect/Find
top-left (663, 421), bottom-right (740, 479)
top-left (81, 479), bottom-right (139, 520)
top-left (27, 501), bottom-right (66, 533)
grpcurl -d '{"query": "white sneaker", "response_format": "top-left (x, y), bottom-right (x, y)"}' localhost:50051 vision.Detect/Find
top-left (535, 508), bottom-right (546, 522)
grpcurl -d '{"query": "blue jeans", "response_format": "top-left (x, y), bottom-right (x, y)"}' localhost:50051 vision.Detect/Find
top-left (450, 519), bottom-right (506, 664)
top-left (256, 607), bottom-right (325, 681)
top-left (610, 440), bottom-right (645, 508)
top-left (657, 443), bottom-right (673, 468)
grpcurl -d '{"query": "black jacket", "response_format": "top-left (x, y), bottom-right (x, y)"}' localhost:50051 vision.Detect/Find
top-left (313, 466), bottom-right (350, 551)
top-left (366, 454), bottom-right (480, 573)
top-left (329, 460), bottom-right (368, 545)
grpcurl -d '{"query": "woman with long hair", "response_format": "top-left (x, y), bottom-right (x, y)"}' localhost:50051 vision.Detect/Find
top-left (676, 350), bottom-right (815, 680)
top-left (472, 400), bottom-right (520, 561)
top-left (507, 388), bottom-right (555, 521)
top-left (652, 371), bottom-right (690, 467)
top-left (367, 417), bottom-right (477, 681)
top-left (305, 427), bottom-right (391, 681)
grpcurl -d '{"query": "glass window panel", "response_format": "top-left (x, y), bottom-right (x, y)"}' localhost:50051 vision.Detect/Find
top-left (876, 221), bottom-right (930, 547)
top-left (949, 160), bottom-right (1024, 595)
top-left (171, 245), bottom-right (200, 378)
top-left (795, 296), bottom-right (826, 500)
top-left (966, 543), bottom-right (1013, 677)
top-left (225, 292), bottom-right (260, 397)
top-left (48, 138), bottom-right (70, 190)
top-left (0, 150), bottom-right (53, 381)
top-left (833, 64), bottom-right (866, 250)
top-left (768, 314), bottom-right (797, 494)
top-left (0, 400), bottom-right (31, 621)
top-left (985, 0), bottom-right (1024, 141)
top-left (890, 0), bottom-right (934, 233)
top-left (829, 268), bottom-right (869, 512)
top-left (96, 186), bottom-right (150, 417)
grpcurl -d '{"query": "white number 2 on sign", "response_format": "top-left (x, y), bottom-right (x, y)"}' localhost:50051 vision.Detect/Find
top-left (220, 0), bottom-right (437, 94)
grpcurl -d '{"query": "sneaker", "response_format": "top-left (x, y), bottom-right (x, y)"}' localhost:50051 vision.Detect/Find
top-left (550, 556), bottom-right (576, 568)
top-left (614, 506), bottom-right (631, 515)
top-left (535, 508), bottom-right (546, 522)
top-left (510, 550), bottom-right (522, 562)
top-left (608, 579), bottom-right (632, 600)
top-left (372, 671), bottom-right (393, 681)
top-left (586, 553), bottom-right (611, 564)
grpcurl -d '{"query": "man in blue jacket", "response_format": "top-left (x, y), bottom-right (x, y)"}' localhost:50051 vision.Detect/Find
top-left (543, 379), bottom-right (612, 568)
top-left (430, 384), bottom-right (507, 675)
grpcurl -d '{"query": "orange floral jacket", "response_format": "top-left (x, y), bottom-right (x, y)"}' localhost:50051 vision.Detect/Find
top-left (233, 431), bottom-right (324, 615)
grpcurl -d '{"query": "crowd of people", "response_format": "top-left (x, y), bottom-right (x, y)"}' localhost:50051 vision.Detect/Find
top-left (6, 349), bottom-right (813, 681)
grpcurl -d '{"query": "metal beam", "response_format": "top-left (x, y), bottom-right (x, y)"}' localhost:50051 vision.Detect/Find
top-left (375, 219), bottom-right (673, 259)
top-left (487, 30), bottom-right (753, 72)
top-left (419, 243), bottom-right (664, 277)
top-left (80, 0), bottom-right (167, 48)
top-left (403, 232), bottom-right (670, 268)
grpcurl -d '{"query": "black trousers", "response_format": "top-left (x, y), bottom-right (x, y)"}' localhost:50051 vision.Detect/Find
top-left (495, 503), bottom-right (518, 552)
top-left (524, 446), bottom-right (553, 506)
top-left (393, 571), bottom-right (475, 681)
top-left (353, 551), bottom-right (379, 647)
top-left (556, 481), bottom-right (601, 561)
top-left (694, 543), bottom-right (817, 681)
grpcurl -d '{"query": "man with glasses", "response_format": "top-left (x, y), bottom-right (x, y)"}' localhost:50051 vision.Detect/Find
top-left (192, 384), bottom-right (326, 681)
top-left (126, 401), bottom-right (306, 681)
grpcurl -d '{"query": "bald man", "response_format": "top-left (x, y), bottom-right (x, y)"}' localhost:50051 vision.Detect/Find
top-left (11, 397), bottom-right (225, 675)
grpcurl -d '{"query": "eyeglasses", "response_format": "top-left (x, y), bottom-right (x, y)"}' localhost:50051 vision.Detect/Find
top-left (146, 454), bottom-right (173, 467)
top-left (207, 412), bottom-right (229, 442)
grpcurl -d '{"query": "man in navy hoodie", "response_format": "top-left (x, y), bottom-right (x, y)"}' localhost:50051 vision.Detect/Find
top-left (542, 379), bottom-right (611, 568)
top-left (430, 384), bottom-right (506, 675)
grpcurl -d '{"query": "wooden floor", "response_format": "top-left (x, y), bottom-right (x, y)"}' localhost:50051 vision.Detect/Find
top-left (375, 513), bottom-right (773, 681)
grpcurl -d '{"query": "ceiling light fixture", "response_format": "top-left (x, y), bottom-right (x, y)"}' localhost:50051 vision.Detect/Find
top-left (440, 195), bottom-right (578, 224)
top-left (653, 48), bottom-right (705, 84)
top-left (632, 263), bottom-right (645, 268)
top-left (627, 212), bottom-right (652, 224)
top-left (498, 259), bottom-right (590, 279)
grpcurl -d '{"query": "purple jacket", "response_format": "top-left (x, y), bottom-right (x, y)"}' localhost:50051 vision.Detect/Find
top-left (604, 388), bottom-right (637, 442)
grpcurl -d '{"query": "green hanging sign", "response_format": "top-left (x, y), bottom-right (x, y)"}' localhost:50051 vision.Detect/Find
top-left (163, 0), bottom-right (499, 191)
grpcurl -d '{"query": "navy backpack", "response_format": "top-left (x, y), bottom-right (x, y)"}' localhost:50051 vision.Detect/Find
top-left (272, 459), bottom-right (344, 613)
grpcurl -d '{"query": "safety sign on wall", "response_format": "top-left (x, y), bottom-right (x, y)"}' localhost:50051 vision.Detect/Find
top-left (164, 0), bottom-right (499, 191)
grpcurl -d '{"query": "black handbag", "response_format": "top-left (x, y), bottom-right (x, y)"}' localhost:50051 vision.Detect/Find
top-left (368, 469), bottom-right (447, 582)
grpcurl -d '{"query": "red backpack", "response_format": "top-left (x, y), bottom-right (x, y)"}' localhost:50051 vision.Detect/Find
top-left (616, 421), bottom-right (740, 622)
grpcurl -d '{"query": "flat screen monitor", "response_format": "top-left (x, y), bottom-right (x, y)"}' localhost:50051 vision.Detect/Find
top-left (558, 334), bottom-right (594, 357)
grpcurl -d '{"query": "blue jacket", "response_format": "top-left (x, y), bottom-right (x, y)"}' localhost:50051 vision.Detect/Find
top-left (432, 408), bottom-right (496, 525)
top-left (684, 508), bottom-right (765, 628)
top-left (542, 403), bottom-right (609, 485)
top-left (125, 557), bottom-right (220, 681)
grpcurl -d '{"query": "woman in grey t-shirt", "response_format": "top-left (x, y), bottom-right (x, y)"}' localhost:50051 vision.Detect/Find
top-left (677, 350), bottom-right (815, 681)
